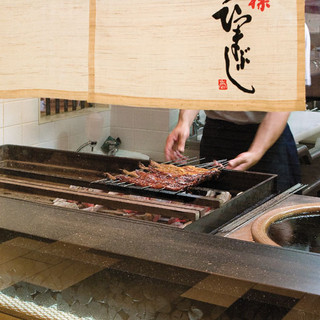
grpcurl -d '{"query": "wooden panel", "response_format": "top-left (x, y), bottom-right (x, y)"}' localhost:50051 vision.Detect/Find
top-left (23, 240), bottom-right (119, 291)
top-left (0, 258), bottom-right (49, 290)
top-left (0, 244), bottom-right (32, 265)
top-left (0, 312), bottom-right (23, 320)
top-left (31, 241), bottom-right (119, 268)
top-left (182, 274), bottom-right (253, 307)
top-left (30, 241), bottom-right (89, 261)
top-left (0, 237), bottom-right (50, 290)
top-left (283, 294), bottom-right (320, 319)
top-left (0, 237), bottom-right (118, 291)
top-left (182, 287), bottom-right (239, 308)
top-left (225, 222), bottom-right (254, 242)
top-left (26, 259), bottom-right (106, 291)
top-left (2, 238), bottom-right (46, 251)
top-left (24, 241), bottom-right (89, 266)
top-left (23, 241), bottom-right (119, 291)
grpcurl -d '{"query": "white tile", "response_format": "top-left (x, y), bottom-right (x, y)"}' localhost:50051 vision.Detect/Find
top-left (0, 103), bottom-right (3, 128)
top-left (4, 125), bottom-right (22, 145)
top-left (169, 109), bottom-right (179, 131)
top-left (89, 109), bottom-right (111, 127)
top-left (37, 138), bottom-right (69, 151)
top-left (22, 99), bottom-right (39, 123)
top-left (53, 119), bottom-right (70, 140)
top-left (39, 122), bottom-right (55, 143)
top-left (99, 110), bottom-right (111, 128)
top-left (134, 130), bottom-right (167, 153)
top-left (85, 113), bottom-right (105, 141)
top-left (110, 105), bottom-right (135, 128)
top-left (0, 128), bottom-right (3, 145)
top-left (22, 122), bottom-right (40, 146)
top-left (4, 100), bottom-right (23, 127)
top-left (134, 108), bottom-right (170, 131)
top-left (69, 134), bottom-right (87, 152)
top-left (110, 127), bottom-right (135, 150)
top-left (36, 141), bottom-right (56, 149)
top-left (55, 136), bottom-right (69, 151)
top-left (68, 115), bottom-right (87, 136)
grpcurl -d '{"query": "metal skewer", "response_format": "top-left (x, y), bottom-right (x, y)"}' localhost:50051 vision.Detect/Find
top-left (176, 157), bottom-right (206, 166)
top-left (196, 159), bottom-right (229, 169)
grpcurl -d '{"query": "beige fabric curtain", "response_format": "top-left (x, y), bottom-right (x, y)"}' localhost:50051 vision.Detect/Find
top-left (0, 0), bottom-right (89, 101)
top-left (0, 0), bottom-right (305, 111)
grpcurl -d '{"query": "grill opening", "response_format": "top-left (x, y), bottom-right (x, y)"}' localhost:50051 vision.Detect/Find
top-left (0, 145), bottom-right (277, 233)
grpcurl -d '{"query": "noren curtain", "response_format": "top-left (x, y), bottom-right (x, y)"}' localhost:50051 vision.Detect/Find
top-left (0, 0), bottom-right (305, 111)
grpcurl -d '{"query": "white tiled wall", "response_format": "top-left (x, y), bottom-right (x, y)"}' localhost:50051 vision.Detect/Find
top-left (0, 99), bottom-right (179, 160)
top-left (0, 98), bottom-right (111, 152)
top-left (110, 106), bottom-right (179, 161)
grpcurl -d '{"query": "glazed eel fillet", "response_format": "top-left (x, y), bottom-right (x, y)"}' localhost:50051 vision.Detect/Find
top-left (105, 160), bottom-right (220, 191)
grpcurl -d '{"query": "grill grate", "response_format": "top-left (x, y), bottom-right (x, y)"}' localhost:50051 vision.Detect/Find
top-left (90, 158), bottom-right (228, 198)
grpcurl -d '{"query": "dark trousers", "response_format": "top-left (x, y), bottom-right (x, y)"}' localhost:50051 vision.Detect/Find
top-left (200, 118), bottom-right (301, 192)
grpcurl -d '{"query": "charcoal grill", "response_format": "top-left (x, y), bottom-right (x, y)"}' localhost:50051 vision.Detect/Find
top-left (90, 159), bottom-right (228, 207)
top-left (0, 144), bottom-right (278, 233)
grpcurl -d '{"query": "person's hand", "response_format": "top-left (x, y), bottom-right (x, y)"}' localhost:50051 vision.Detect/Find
top-left (165, 109), bottom-right (200, 161)
top-left (227, 112), bottom-right (290, 171)
top-left (165, 124), bottom-right (190, 161)
top-left (227, 151), bottom-right (260, 171)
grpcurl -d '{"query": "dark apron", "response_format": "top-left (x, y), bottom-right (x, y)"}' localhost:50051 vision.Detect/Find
top-left (200, 118), bottom-right (301, 192)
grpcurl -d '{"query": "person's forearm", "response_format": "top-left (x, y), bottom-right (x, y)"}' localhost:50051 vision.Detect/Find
top-left (248, 112), bottom-right (290, 159)
top-left (177, 110), bottom-right (200, 128)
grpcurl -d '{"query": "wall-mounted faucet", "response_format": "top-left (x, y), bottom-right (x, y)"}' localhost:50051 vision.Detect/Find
top-left (76, 141), bottom-right (97, 152)
top-left (101, 136), bottom-right (121, 155)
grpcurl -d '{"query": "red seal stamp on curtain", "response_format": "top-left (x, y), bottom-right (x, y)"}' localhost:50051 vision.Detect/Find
top-left (218, 79), bottom-right (228, 90)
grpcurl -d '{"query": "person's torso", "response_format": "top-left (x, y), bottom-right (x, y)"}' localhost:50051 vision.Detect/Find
top-left (204, 111), bottom-right (266, 125)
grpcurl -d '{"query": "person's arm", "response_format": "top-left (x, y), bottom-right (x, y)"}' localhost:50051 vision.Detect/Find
top-left (165, 109), bottom-right (199, 161)
top-left (227, 112), bottom-right (290, 171)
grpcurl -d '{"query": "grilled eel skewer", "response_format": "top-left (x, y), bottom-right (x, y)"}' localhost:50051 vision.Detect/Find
top-left (105, 161), bottom-right (220, 191)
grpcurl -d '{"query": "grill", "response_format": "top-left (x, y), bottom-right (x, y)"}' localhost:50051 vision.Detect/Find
top-left (0, 144), bottom-right (278, 233)
top-left (90, 158), bottom-right (228, 207)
